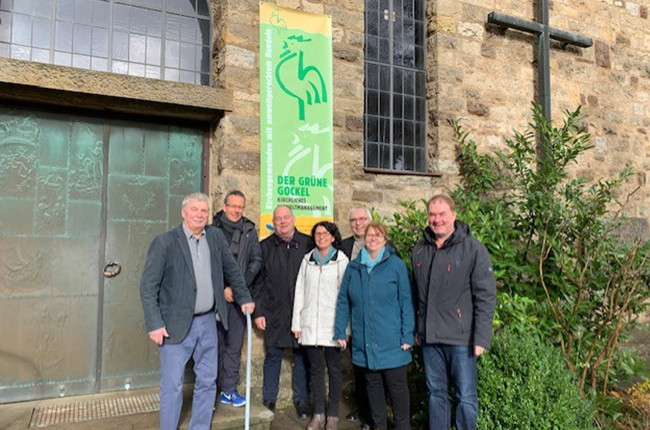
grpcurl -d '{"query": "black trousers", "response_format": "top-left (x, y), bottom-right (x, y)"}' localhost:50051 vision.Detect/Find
top-left (351, 341), bottom-right (372, 424)
top-left (304, 346), bottom-right (342, 417)
top-left (217, 302), bottom-right (246, 393)
top-left (365, 365), bottom-right (410, 430)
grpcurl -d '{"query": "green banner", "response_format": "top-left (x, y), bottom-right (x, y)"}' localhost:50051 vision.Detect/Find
top-left (259, 3), bottom-right (333, 237)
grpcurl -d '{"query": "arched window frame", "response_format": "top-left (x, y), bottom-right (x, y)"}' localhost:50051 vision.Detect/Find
top-left (0, 0), bottom-right (211, 86)
top-left (364, 0), bottom-right (427, 173)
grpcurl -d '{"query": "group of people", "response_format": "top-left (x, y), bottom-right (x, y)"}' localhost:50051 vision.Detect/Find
top-left (140, 191), bottom-right (497, 430)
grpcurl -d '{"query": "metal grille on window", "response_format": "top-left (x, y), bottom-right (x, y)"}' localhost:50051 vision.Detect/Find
top-left (364, 0), bottom-right (426, 172)
top-left (0, 0), bottom-right (211, 86)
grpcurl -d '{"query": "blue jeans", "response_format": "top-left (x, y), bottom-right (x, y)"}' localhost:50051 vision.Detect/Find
top-left (159, 312), bottom-right (218, 430)
top-left (262, 346), bottom-right (309, 403)
top-left (422, 343), bottom-right (478, 430)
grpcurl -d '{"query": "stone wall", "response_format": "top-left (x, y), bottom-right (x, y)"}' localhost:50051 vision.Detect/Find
top-left (430, 0), bottom-right (650, 216)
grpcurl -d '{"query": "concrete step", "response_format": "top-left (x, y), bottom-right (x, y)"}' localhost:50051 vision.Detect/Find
top-left (0, 386), bottom-right (273, 430)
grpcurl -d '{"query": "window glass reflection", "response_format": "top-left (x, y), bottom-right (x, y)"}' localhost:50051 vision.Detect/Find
top-left (0, 0), bottom-right (211, 86)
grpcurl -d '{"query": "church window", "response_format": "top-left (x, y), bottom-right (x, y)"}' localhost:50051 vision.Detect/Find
top-left (364, 0), bottom-right (427, 172)
top-left (0, 0), bottom-right (211, 86)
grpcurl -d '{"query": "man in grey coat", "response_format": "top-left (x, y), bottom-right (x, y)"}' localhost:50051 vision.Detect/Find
top-left (411, 195), bottom-right (496, 430)
top-left (140, 192), bottom-right (255, 430)
top-left (212, 190), bottom-right (262, 407)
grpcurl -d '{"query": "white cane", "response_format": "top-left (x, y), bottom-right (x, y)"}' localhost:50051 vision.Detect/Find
top-left (244, 309), bottom-right (252, 430)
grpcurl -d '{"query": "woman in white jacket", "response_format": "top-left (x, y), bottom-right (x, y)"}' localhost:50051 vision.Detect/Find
top-left (292, 221), bottom-right (349, 430)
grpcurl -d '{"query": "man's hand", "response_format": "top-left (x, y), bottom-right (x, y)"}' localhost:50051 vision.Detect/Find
top-left (475, 345), bottom-right (485, 356)
top-left (224, 287), bottom-right (234, 303)
top-left (337, 339), bottom-right (347, 349)
top-left (401, 343), bottom-right (412, 351)
top-left (241, 302), bottom-right (255, 315)
top-left (148, 327), bottom-right (169, 346)
top-left (254, 316), bottom-right (266, 330)
top-left (294, 331), bottom-right (301, 339)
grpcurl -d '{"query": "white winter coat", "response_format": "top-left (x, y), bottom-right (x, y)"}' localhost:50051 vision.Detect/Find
top-left (291, 248), bottom-right (349, 347)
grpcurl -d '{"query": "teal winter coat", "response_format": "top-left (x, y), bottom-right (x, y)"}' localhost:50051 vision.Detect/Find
top-left (334, 246), bottom-right (415, 370)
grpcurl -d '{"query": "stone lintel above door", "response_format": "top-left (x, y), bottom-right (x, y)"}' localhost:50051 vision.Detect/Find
top-left (0, 57), bottom-right (232, 122)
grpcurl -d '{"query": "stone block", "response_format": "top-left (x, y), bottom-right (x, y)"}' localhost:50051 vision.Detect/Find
top-left (334, 0), bottom-right (364, 12)
top-left (337, 45), bottom-right (363, 64)
top-left (221, 151), bottom-right (261, 172)
top-left (616, 33), bottom-right (631, 46)
top-left (332, 27), bottom-right (344, 43)
top-left (438, 0), bottom-right (464, 18)
top-left (302, 0), bottom-right (325, 14)
top-left (346, 115), bottom-right (364, 132)
top-left (436, 15), bottom-right (458, 33)
top-left (331, 7), bottom-right (364, 32)
top-left (641, 5), bottom-right (648, 19)
top-left (229, 114), bottom-right (260, 135)
top-left (467, 101), bottom-right (490, 117)
top-left (225, 23), bottom-right (258, 49)
top-left (225, 45), bottom-right (256, 70)
top-left (463, 3), bottom-right (488, 22)
top-left (352, 190), bottom-right (384, 203)
top-left (595, 40), bottom-right (611, 68)
top-left (458, 22), bottom-right (485, 40)
top-left (588, 95), bottom-right (599, 107)
top-left (347, 30), bottom-right (365, 47)
top-left (481, 44), bottom-right (496, 58)
top-left (277, 0), bottom-right (301, 8)
top-left (626, 2), bottom-right (640, 16)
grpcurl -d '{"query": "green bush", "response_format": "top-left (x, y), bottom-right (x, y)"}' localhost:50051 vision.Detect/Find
top-left (478, 329), bottom-right (596, 430)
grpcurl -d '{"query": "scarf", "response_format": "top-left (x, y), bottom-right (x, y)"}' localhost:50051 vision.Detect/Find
top-left (313, 246), bottom-right (336, 266)
top-left (360, 246), bottom-right (385, 273)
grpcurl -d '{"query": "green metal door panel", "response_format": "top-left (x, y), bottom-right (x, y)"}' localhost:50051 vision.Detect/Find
top-left (100, 120), bottom-right (204, 392)
top-left (169, 127), bottom-right (203, 197)
top-left (108, 125), bottom-right (145, 176)
top-left (0, 108), bottom-right (103, 403)
top-left (0, 107), bottom-right (206, 402)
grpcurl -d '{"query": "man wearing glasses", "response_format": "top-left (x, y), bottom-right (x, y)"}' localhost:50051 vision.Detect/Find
top-left (212, 190), bottom-right (262, 408)
top-left (340, 206), bottom-right (373, 429)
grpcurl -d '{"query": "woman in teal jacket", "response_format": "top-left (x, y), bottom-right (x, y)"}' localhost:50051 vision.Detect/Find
top-left (334, 221), bottom-right (415, 430)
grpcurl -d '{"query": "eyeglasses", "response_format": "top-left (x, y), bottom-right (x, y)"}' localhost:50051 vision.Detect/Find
top-left (315, 231), bottom-right (332, 237)
top-left (365, 233), bottom-right (384, 240)
top-left (350, 217), bottom-right (369, 224)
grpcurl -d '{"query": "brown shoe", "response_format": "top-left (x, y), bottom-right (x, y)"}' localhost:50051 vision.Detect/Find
top-left (325, 416), bottom-right (339, 430)
top-left (307, 413), bottom-right (326, 430)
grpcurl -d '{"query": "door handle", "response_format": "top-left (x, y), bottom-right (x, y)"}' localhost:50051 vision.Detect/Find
top-left (103, 260), bottom-right (122, 278)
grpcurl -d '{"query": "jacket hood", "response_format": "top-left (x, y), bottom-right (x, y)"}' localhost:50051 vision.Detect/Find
top-left (212, 210), bottom-right (256, 231)
top-left (423, 220), bottom-right (470, 248)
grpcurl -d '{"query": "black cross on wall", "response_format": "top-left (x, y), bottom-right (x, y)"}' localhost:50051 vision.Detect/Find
top-left (487, 0), bottom-right (593, 123)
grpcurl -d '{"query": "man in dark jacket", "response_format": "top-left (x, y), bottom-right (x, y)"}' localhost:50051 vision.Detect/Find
top-left (340, 206), bottom-right (373, 429)
top-left (251, 205), bottom-right (312, 419)
top-left (212, 190), bottom-right (262, 408)
top-left (411, 195), bottom-right (496, 430)
top-left (140, 192), bottom-right (255, 430)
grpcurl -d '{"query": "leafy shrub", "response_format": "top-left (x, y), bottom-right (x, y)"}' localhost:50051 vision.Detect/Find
top-left (478, 329), bottom-right (595, 430)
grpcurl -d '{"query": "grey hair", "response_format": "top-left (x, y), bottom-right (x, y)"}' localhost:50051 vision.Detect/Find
top-left (224, 189), bottom-right (246, 205)
top-left (348, 206), bottom-right (372, 221)
top-left (273, 205), bottom-right (294, 216)
top-left (182, 192), bottom-right (210, 209)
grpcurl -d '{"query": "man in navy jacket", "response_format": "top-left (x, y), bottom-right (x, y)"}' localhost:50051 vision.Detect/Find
top-left (140, 192), bottom-right (255, 430)
top-left (411, 195), bottom-right (496, 430)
